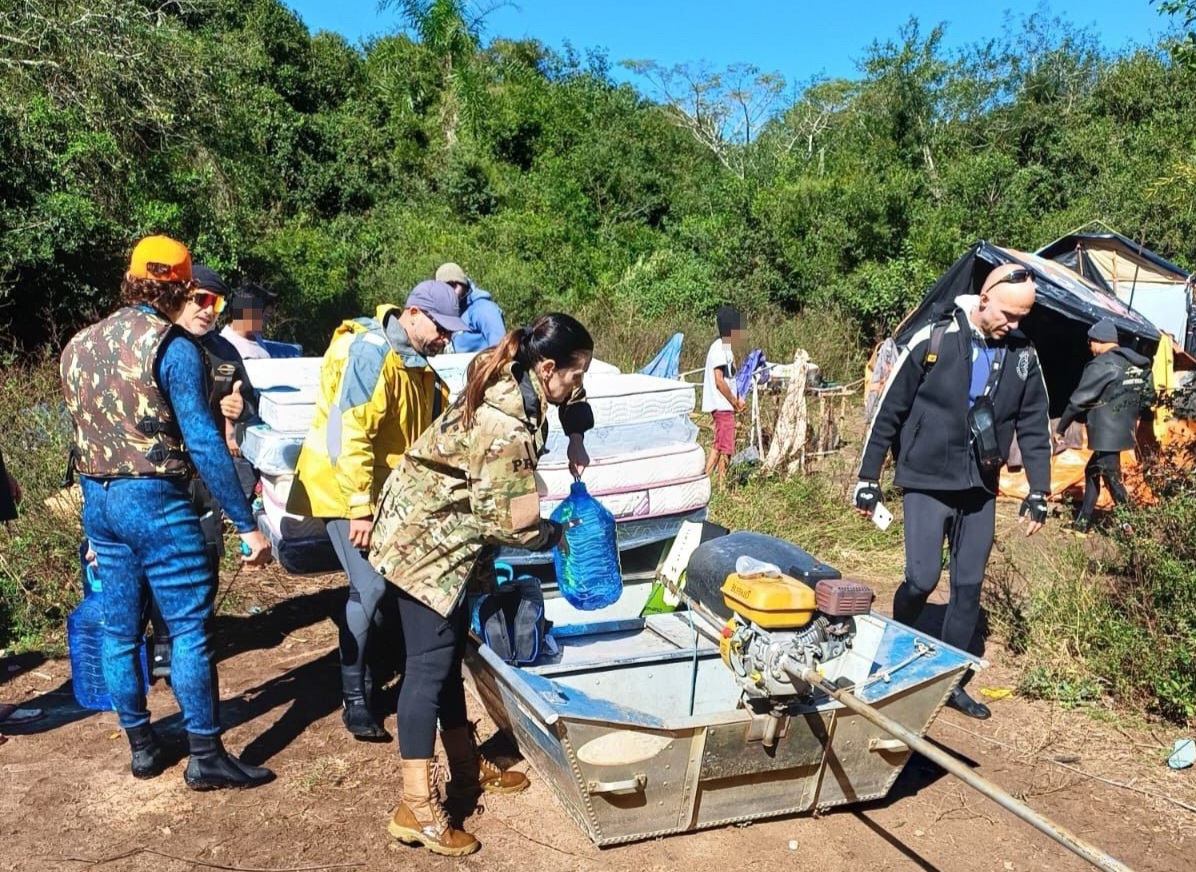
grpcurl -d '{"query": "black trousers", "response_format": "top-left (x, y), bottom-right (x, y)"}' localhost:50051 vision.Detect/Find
top-left (1077, 450), bottom-right (1128, 526)
top-left (394, 589), bottom-right (469, 759)
top-left (893, 488), bottom-right (995, 658)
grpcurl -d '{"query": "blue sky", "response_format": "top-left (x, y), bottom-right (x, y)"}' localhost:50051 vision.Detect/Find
top-left (286, 1), bottom-right (1175, 87)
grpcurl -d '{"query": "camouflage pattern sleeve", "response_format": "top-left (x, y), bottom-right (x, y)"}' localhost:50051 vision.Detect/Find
top-left (468, 427), bottom-right (555, 549)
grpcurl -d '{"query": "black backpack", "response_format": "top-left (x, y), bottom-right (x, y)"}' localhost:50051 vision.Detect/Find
top-left (470, 570), bottom-right (550, 665)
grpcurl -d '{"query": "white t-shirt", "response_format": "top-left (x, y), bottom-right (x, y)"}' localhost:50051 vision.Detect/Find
top-left (701, 338), bottom-right (736, 413)
top-left (219, 325), bottom-right (271, 360)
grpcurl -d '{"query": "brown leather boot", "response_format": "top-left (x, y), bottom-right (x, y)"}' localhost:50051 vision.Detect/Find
top-left (387, 757), bottom-right (479, 856)
top-left (440, 724), bottom-right (530, 798)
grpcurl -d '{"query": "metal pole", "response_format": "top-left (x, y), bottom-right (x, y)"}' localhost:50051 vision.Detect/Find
top-left (799, 668), bottom-right (1136, 872)
top-left (661, 579), bottom-right (1135, 871)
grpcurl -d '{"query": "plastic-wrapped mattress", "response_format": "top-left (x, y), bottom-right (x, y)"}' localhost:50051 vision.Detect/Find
top-left (537, 442), bottom-right (705, 500)
top-left (427, 352), bottom-right (477, 401)
top-left (239, 424), bottom-right (304, 475)
top-left (541, 414), bottom-right (697, 461)
top-left (242, 357), bottom-right (322, 390)
top-left (257, 388), bottom-right (317, 433)
top-left (546, 373), bottom-right (694, 431)
top-left (541, 477), bottom-right (711, 521)
top-left (259, 473), bottom-right (328, 540)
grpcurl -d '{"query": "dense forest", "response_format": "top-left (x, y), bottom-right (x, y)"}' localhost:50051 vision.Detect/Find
top-left (4, 0), bottom-right (1196, 353)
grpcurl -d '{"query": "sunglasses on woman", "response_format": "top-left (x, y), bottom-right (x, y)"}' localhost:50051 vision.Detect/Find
top-left (190, 290), bottom-right (227, 314)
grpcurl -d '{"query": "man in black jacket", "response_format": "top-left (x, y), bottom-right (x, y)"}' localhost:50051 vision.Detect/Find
top-left (1056, 318), bottom-right (1154, 534)
top-left (854, 262), bottom-right (1053, 719)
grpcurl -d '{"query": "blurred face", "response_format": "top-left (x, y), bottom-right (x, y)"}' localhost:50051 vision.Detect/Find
top-left (233, 305), bottom-right (265, 334)
top-left (447, 280), bottom-right (469, 304)
top-left (407, 307), bottom-right (451, 356)
top-left (175, 290), bottom-right (225, 336)
top-left (535, 351), bottom-right (592, 405)
top-left (976, 279), bottom-right (1035, 338)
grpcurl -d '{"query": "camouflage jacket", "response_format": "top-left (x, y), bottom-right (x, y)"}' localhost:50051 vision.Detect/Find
top-left (61, 306), bottom-right (194, 478)
top-left (369, 362), bottom-right (584, 616)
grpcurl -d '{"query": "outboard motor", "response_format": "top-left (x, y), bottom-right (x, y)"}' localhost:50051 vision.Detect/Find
top-left (687, 532), bottom-right (873, 700)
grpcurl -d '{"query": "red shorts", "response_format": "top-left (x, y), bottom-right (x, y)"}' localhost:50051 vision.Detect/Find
top-left (712, 410), bottom-right (735, 455)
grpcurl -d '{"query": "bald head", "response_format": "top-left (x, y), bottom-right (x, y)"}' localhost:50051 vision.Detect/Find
top-left (974, 263), bottom-right (1036, 338)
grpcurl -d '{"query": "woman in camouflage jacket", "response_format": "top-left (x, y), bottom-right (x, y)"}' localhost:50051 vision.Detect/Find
top-left (368, 313), bottom-right (593, 856)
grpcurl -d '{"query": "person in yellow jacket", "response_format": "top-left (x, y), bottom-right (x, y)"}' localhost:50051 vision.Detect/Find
top-left (368, 313), bottom-right (593, 856)
top-left (288, 281), bottom-right (465, 740)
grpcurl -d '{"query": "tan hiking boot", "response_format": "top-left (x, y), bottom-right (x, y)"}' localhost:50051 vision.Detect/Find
top-left (441, 724), bottom-right (530, 798)
top-left (387, 757), bottom-right (479, 856)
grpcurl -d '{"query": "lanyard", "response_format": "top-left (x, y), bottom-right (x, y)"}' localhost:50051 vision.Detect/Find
top-left (978, 344), bottom-right (1005, 398)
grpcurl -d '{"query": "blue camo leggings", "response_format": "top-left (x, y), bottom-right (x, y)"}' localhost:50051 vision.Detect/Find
top-left (81, 476), bottom-right (221, 735)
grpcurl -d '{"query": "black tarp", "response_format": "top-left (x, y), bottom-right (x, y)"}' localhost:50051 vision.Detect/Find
top-left (894, 241), bottom-right (1160, 418)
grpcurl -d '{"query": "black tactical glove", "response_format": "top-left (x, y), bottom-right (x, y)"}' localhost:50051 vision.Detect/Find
top-left (1019, 491), bottom-right (1048, 525)
top-left (853, 480), bottom-right (882, 514)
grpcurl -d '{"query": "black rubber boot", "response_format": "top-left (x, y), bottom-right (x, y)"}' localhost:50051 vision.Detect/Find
top-left (184, 734), bottom-right (274, 791)
top-left (127, 724), bottom-right (166, 779)
top-left (340, 665), bottom-right (389, 742)
top-left (946, 687), bottom-right (991, 720)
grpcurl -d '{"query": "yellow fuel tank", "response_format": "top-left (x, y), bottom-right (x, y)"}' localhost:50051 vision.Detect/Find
top-left (720, 572), bottom-right (817, 628)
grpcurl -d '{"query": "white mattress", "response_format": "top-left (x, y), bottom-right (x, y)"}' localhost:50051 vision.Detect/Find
top-left (260, 473), bottom-right (328, 540)
top-left (536, 442), bottom-right (706, 500)
top-left (239, 424), bottom-right (304, 475)
top-left (542, 414), bottom-right (698, 461)
top-left (257, 389), bottom-right (317, 433)
top-left (541, 477), bottom-right (710, 521)
top-left (547, 372), bottom-right (694, 431)
top-left (243, 357), bottom-right (323, 390)
top-left (498, 507), bottom-right (707, 565)
top-left (430, 352), bottom-right (620, 402)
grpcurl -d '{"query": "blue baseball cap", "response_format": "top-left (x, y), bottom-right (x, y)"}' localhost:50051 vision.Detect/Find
top-left (405, 280), bottom-right (469, 333)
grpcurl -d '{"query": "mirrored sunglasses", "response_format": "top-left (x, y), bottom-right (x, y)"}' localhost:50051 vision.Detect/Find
top-left (191, 290), bottom-right (227, 314)
top-left (998, 268), bottom-right (1033, 285)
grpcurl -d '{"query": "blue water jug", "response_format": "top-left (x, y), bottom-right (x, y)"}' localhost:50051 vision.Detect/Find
top-left (67, 544), bottom-right (149, 711)
top-left (550, 481), bottom-right (622, 610)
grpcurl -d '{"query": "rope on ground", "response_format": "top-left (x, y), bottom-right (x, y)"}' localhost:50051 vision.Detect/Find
top-left (60, 846), bottom-right (363, 871)
top-left (939, 720), bottom-right (1196, 815)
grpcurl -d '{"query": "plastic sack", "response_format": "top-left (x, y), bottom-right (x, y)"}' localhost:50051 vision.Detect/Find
top-left (551, 481), bottom-right (622, 610)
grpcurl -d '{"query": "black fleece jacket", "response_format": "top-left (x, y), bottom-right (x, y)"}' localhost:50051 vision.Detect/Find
top-left (1057, 346), bottom-right (1154, 452)
top-left (859, 307), bottom-right (1052, 495)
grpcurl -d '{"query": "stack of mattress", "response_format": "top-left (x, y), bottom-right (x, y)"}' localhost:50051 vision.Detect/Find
top-left (240, 358), bottom-right (338, 574)
top-left (499, 371), bottom-right (709, 566)
top-left (238, 357), bottom-right (711, 572)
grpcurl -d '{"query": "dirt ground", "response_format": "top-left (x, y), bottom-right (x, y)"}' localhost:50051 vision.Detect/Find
top-left (2, 557), bottom-right (1193, 872)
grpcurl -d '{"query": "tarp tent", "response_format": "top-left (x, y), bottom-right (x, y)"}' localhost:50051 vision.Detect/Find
top-left (1036, 227), bottom-right (1194, 354)
top-left (893, 240), bottom-right (1160, 419)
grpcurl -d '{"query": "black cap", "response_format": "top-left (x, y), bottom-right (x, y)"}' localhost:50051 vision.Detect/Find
top-left (1087, 318), bottom-right (1118, 343)
top-left (229, 282), bottom-right (277, 313)
top-left (191, 264), bottom-right (230, 297)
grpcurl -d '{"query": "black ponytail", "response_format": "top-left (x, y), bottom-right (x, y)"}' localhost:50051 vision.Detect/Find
top-left (461, 313), bottom-right (593, 427)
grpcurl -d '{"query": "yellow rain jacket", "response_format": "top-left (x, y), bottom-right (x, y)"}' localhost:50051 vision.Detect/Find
top-left (287, 305), bottom-right (448, 519)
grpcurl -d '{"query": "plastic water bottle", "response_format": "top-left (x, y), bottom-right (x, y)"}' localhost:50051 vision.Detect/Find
top-left (551, 481), bottom-right (622, 610)
top-left (66, 544), bottom-right (149, 711)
